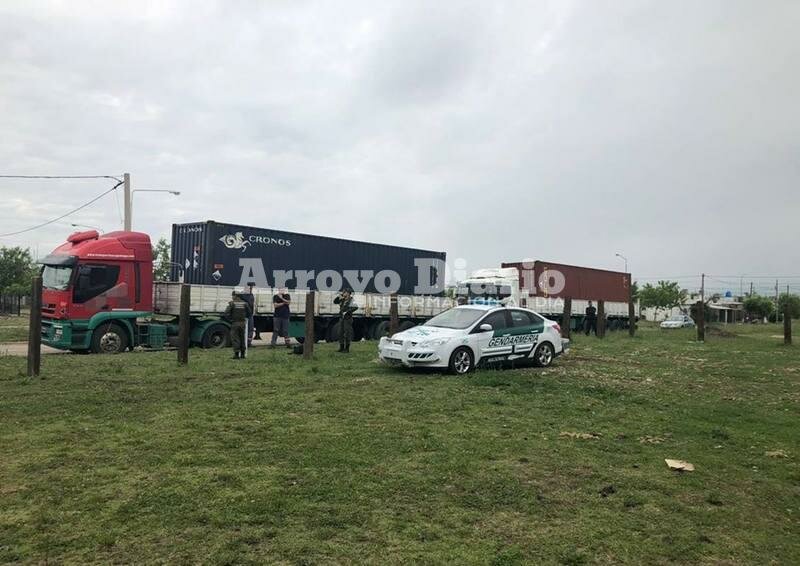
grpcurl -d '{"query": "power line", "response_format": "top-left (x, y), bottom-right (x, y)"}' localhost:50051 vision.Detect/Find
top-left (0, 180), bottom-right (123, 238)
top-left (0, 174), bottom-right (122, 181)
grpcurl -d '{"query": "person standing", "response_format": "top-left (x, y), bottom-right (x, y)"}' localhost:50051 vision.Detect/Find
top-left (334, 288), bottom-right (357, 353)
top-left (224, 290), bottom-right (252, 359)
top-left (243, 282), bottom-right (256, 347)
top-left (584, 300), bottom-right (597, 336)
top-left (271, 288), bottom-right (292, 348)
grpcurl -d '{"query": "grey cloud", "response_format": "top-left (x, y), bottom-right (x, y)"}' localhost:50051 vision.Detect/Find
top-left (1, 0), bottom-right (798, 294)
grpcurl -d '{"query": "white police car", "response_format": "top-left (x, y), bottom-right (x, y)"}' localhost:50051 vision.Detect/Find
top-left (378, 304), bottom-right (569, 374)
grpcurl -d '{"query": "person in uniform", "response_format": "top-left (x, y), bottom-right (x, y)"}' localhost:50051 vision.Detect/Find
top-left (584, 300), bottom-right (597, 336)
top-left (334, 288), bottom-right (357, 353)
top-left (224, 290), bottom-right (252, 359)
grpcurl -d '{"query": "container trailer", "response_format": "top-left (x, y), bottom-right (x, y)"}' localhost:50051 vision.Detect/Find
top-left (457, 260), bottom-right (635, 330)
top-left (171, 220), bottom-right (446, 295)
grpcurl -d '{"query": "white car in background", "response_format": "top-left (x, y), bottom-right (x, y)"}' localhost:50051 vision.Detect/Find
top-left (660, 314), bottom-right (695, 329)
top-left (378, 304), bottom-right (569, 374)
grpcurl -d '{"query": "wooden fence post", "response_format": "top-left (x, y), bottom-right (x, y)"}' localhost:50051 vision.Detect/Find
top-left (597, 300), bottom-right (606, 338)
top-left (785, 302), bottom-right (792, 345)
top-left (389, 294), bottom-right (399, 336)
top-left (304, 292), bottom-right (315, 358)
top-left (27, 276), bottom-right (42, 377)
top-left (561, 297), bottom-right (572, 339)
top-left (628, 294), bottom-right (636, 337)
top-left (177, 283), bottom-right (190, 365)
top-left (696, 301), bottom-right (705, 342)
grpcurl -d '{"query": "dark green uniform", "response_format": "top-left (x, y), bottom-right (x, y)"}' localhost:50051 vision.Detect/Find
top-left (334, 293), bottom-right (356, 352)
top-left (224, 295), bottom-right (252, 358)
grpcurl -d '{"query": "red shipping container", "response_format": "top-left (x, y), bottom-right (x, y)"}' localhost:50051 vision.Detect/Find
top-left (501, 260), bottom-right (631, 302)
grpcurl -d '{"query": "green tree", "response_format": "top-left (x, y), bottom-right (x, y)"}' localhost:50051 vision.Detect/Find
top-left (0, 246), bottom-right (37, 295)
top-left (777, 293), bottom-right (800, 319)
top-left (638, 280), bottom-right (687, 319)
top-left (743, 294), bottom-right (775, 319)
top-left (152, 237), bottom-right (172, 281)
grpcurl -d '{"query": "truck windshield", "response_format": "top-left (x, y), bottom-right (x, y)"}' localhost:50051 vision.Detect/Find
top-left (456, 283), bottom-right (512, 301)
top-left (42, 265), bottom-right (73, 290)
top-left (424, 308), bottom-right (485, 329)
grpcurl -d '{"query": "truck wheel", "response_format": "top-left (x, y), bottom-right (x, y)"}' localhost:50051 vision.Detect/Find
top-left (533, 342), bottom-right (554, 367)
top-left (448, 347), bottom-right (474, 375)
top-left (201, 323), bottom-right (230, 348)
top-left (91, 323), bottom-right (129, 354)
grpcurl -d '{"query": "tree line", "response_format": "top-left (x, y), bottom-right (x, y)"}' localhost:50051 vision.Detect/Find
top-left (635, 279), bottom-right (799, 321)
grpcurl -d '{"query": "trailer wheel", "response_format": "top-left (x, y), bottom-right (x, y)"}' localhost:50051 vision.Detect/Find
top-left (374, 320), bottom-right (391, 339)
top-left (201, 323), bottom-right (230, 348)
top-left (398, 321), bottom-right (415, 332)
top-left (354, 322), bottom-right (367, 341)
top-left (366, 320), bottom-right (381, 340)
top-left (327, 321), bottom-right (341, 343)
top-left (91, 323), bottom-right (129, 354)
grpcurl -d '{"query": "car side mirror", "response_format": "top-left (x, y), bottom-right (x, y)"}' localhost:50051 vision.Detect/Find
top-left (479, 323), bottom-right (493, 332)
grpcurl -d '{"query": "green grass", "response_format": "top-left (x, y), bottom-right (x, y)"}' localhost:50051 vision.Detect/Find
top-left (0, 315), bottom-right (28, 342)
top-left (1, 324), bottom-right (798, 564)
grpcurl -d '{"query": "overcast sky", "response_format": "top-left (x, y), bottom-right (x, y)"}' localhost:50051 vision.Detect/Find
top-left (1, 0), bottom-right (798, 293)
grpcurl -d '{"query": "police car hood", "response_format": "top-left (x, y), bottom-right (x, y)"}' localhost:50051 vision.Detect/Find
top-left (393, 325), bottom-right (464, 341)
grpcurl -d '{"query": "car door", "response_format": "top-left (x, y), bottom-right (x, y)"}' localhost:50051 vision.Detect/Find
top-left (472, 309), bottom-right (513, 361)
top-left (508, 309), bottom-right (545, 358)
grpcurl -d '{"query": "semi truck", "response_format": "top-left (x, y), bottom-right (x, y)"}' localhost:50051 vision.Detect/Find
top-left (39, 228), bottom-right (455, 354)
top-left (456, 260), bottom-right (634, 331)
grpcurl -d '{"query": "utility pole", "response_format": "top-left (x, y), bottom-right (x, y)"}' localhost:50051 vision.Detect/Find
top-left (701, 273), bottom-right (705, 304)
top-left (123, 172), bottom-right (131, 231)
top-left (749, 282), bottom-right (753, 297)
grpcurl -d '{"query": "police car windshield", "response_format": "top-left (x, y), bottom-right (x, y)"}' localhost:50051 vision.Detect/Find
top-left (424, 308), bottom-right (485, 329)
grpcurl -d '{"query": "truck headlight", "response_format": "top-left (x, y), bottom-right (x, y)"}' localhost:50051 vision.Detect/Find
top-left (419, 337), bottom-right (451, 348)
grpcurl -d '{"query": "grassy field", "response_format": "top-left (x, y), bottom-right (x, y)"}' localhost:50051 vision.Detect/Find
top-left (1, 324), bottom-right (798, 564)
top-left (0, 315), bottom-right (29, 343)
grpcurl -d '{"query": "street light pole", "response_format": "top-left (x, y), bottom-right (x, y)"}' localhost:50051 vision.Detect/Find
top-left (615, 253), bottom-right (628, 273)
top-left (123, 172), bottom-right (131, 231)
top-left (128, 188), bottom-right (181, 231)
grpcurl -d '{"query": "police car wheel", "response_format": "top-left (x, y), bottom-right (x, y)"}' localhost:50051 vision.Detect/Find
top-left (449, 347), bottom-right (474, 375)
top-left (533, 342), bottom-right (554, 367)
top-left (91, 323), bottom-right (128, 354)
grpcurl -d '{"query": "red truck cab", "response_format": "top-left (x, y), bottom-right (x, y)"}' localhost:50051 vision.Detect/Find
top-left (40, 230), bottom-right (155, 352)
